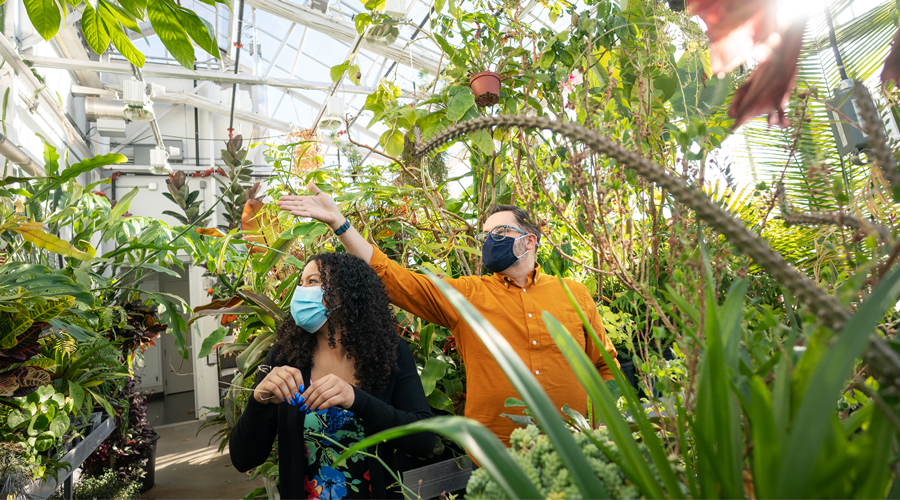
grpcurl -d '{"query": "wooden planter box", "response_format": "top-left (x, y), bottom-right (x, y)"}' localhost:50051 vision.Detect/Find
top-left (24, 414), bottom-right (114, 500)
top-left (401, 457), bottom-right (474, 499)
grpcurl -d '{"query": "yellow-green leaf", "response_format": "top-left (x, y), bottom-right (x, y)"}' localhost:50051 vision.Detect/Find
top-left (12, 223), bottom-right (93, 261)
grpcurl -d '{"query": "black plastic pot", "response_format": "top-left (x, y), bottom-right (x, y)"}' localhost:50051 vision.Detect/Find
top-left (619, 361), bottom-right (639, 392)
top-left (139, 431), bottom-right (161, 494)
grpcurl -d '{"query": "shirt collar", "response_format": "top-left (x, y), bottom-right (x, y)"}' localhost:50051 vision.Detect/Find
top-left (493, 263), bottom-right (542, 288)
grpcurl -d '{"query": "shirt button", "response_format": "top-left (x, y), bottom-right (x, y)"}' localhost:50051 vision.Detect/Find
top-left (523, 288), bottom-right (527, 292)
top-left (528, 313), bottom-right (532, 318)
top-left (535, 370), bottom-right (540, 375)
top-left (532, 340), bottom-right (537, 345)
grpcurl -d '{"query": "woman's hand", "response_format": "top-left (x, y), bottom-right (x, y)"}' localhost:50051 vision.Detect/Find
top-left (277, 182), bottom-right (345, 230)
top-left (301, 374), bottom-right (356, 413)
top-left (254, 366), bottom-right (306, 404)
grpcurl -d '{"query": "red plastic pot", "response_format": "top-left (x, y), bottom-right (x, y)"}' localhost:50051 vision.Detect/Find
top-left (469, 71), bottom-right (501, 107)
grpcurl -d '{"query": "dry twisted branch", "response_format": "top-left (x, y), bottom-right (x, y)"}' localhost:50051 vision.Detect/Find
top-left (413, 114), bottom-right (852, 330)
top-left (777, 184), bottom-right (891, 242)
top-left (853, 82), bottom-right (900, 199)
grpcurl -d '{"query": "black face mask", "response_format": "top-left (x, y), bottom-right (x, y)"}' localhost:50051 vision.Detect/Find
top-left (482, 235), bottom-right (528, 273)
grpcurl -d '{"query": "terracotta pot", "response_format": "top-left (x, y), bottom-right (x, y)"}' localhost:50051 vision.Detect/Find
top-left (469, 71), bottom-right (501, 107)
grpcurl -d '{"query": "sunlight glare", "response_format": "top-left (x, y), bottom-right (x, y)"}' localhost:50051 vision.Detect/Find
top-left (777, 0), bottom-right (832, 23)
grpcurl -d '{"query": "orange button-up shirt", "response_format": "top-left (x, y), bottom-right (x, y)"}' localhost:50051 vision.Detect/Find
top-left (369, 245), bottom-right (618, 444)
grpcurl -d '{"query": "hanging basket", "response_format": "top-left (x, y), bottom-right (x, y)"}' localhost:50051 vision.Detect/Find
top-left (469, 71), bottom-right (501, 107)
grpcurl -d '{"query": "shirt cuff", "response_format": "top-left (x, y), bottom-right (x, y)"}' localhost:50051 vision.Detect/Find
top-left (368, 244), bottom-right (390, 276)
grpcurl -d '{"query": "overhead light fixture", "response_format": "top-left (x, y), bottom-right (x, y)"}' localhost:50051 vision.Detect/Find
top-left (367, 23), bottom-right (400, 46)
top-left (320, 96), bottom-right (345, 131)
top-left (122, 78), bottom-right (163, 123)
top-left (149, 147), bottom-right (175, 175)
top-left (382, 0), bottom-right (406, 20)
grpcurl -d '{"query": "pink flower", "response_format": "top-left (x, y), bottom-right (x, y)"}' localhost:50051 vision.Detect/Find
top-left (560, 69), bottom-right (584, 102)
top-left (687, 0), bottom-right (779, 75)
top-left (728, 18), bottom-right (807, 129)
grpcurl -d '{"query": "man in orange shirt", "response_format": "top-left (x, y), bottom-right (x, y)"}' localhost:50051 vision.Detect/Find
top-left (278, 182), bottom-right (618, 444)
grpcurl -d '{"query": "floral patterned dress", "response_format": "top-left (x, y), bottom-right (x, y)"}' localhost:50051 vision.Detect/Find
top-left (303, 406), bottom-right (372, 500)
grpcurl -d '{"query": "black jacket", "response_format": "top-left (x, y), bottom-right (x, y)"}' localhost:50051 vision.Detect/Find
top-left (230, 339), bottom-right (435, 499)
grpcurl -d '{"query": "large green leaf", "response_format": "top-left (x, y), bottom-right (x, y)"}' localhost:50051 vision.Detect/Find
top-left (100, 0), bottom-right (140, 32)
top-left (108, 186), bottom-right (138, 220)
top-left (80, 4), bottom-right (111, 55)
top-left (147, 0), bottom-right (194, 68)
top-left (334, 416), bottom-right (542, 499)
top-left (198, 327), bottom-right (226, 359)
top-left (102, 16), bottom-right (145, 66)
top-left (426, 273), bottom-right (610, 499)
top-left (23, 0), bottom-right (62, 40)
top-left (776, 263), bottom-right (900, 497)
top-left (59, 153), bottom-right (126, 183)
top-left (173, 5), bottom-right (219, 58)
top-left (542, 313), bottom-right (672, 499)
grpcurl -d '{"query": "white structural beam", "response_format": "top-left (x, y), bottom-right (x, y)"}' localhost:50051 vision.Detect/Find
top-left (20, 10), bottom-right (83, 51)
top-left (52, 25), bottom-right (103, 89)
top-left (264, 22), bottom-right (297, 79)
top-left (244, 0), bottom-right (441, 74)
top-left (25, 55), bottom-right (375, 94)
top-left (102, 82), bottom-right (294, 138)
top-left (0, 33), bottom-right (92, 158)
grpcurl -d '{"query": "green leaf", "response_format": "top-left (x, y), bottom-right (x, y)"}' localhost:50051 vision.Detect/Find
top-left (434, 0), bottom-right (445, 14)
top-left (100, 0), bottom-right (140, 31)
top-left (109, 186), bottom-right (138, 220)
top-left (469, 128), bottom-right (494, 155)
top-left (363, 0), bottom-right (384, 10)
top-left (38, 134), bottom-right (60, 177)
top-left (354, 13), bottom-right (371, 34)
top-left (348, 64), bottom-right (361, 85)
top-left (330, 61), bottom-right (350, 83)
top-left (148, 0), bottom-right (194, 68)
top-left (81, 4), bottom-right (111, 57)
top-left (103, 16), bottom-right (145, 66)
top-left (555, 278), bottom-right (685, 498)
top-left (419, 356), bottom-right (449, 395)
top-left (236, 330), bottom-right (274, 373)
top-left (745, 375), bottom-right (779, 499)
top-left (7, 410), bottom-right (28, 430)
top-left (446, 92), bottom-right (475, 121)
top-left (198, 327), bottom-right (226, 359)
top-left (118, 0), bottom-right (147, 19)
top-left (48, 413), bottom-right (69, 438)
top-left (426, 389), bottom-right (453, 412)
top-left (87, 388), bottom-right (115, 418)
top-left (67, 380), bottom-right (84, 411)
top-left (34, 432), bottom-right (55, 452)
top-left (23, 0), bottom-right (62, 40)
top-left (543, 313), bottom-right (672, 499)
top-left (334, 416), bottom-right (542, 499)
top-left (174, 5), bottom-right (220, 58)
top-left (425, 273), bottom-right (610, 499)
top-left (384, 130), bottom-right (404, 158)
top-left (776, 264), bottom-right (900, 497)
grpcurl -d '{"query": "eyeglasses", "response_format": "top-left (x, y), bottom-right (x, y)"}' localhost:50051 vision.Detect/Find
top-left (475, 225), bottom-right (528, 244)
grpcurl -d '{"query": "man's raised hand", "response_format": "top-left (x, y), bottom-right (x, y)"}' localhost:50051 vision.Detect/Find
top-left (277, 181), bottom-right (345, 229)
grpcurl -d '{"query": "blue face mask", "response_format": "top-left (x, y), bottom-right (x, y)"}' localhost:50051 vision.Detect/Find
top-left (290, 286), bottom-right (328, 332)
top-left (482, 234), bottom-right (529, 273)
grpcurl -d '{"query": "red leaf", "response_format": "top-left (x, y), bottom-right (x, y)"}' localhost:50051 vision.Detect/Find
top-left (688, 0), bottom-right (778, 75)
top-left (883, 27), bottom-right (900, 85)
top-left (241, 200), bottom-right (281, 254)
top-left (728, 19), bottom-right (807, 130)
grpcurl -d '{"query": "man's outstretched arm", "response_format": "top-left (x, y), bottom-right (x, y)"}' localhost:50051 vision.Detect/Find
top-left (277, 182), bottom-right (466, 329)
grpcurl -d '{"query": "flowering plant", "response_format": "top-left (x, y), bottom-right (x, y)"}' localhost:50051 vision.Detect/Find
top-left (560, 69), bottom-right (584, 105)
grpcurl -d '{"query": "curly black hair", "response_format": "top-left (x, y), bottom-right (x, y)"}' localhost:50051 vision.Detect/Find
top-left (273, 253), bottom-right (399, 393)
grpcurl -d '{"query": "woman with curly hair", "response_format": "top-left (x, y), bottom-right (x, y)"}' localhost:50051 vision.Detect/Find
top-left (230, 253), bottom-right (434, 499)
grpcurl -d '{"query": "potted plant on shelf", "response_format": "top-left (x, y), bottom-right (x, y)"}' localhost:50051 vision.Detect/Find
top-left (81, 377), bottom-right (159, 494)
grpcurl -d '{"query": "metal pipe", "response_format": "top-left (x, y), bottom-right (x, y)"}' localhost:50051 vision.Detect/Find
top-left (0, 132), bottom-right (45, 177)
top-left (824, 5), bottom-right (849, 81)
top-left (194, 63), bottom-right (201, 168)
top-left (229, 0), bottom-right (247, 137)
top-left (130, 65), bottom-right (166, 149)
top-left (85, 97), bottom-right (127, 120)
